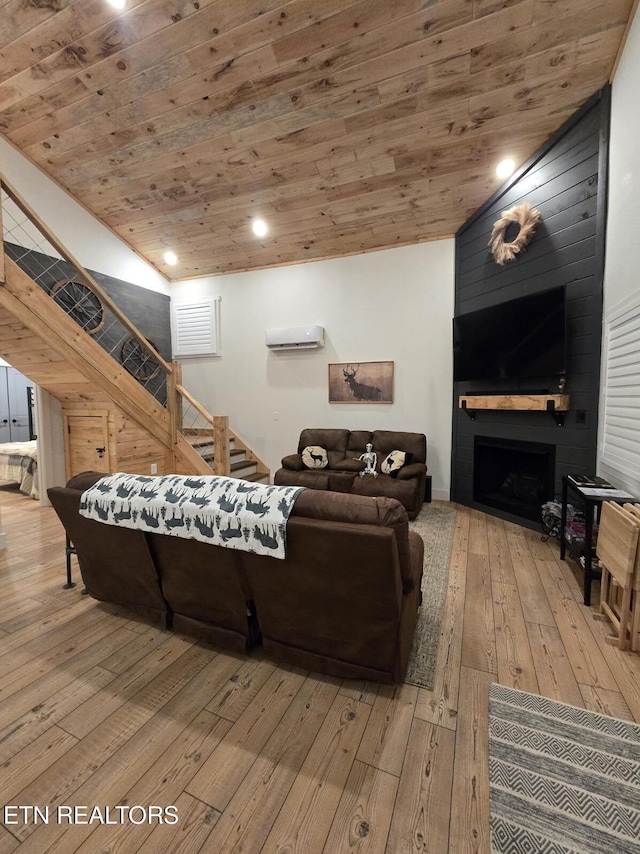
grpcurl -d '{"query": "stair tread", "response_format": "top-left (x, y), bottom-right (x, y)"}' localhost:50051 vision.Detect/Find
top-left (230, 459), bottom-right (257, 472)
top-left (241, 472), bottom-right (269, 483)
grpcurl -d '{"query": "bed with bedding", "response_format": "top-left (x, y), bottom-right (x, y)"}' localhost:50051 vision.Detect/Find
top-left (0, 440), bottom-right (38, 499)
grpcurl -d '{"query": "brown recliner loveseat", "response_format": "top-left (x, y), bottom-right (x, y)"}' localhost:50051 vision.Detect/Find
top-left (48, 472), bottom-right (424, 683)
top-left (274, 429), bottom-right (428, 520)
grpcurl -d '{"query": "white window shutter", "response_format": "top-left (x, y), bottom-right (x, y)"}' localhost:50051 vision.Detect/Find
top-left (602, 295), bottom-right (640, 480)
top-left (171, 298), bottom-right (220, 357)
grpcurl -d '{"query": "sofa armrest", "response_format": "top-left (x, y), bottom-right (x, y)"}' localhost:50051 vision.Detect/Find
top-left (401, 531), bottom-right (424, 594)
top-left (397, 462), bottom-right (427, 480)
top-left (281, 453), bottom-right (305, 471)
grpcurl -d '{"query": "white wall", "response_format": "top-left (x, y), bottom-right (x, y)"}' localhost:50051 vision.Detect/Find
top-left (173, 240), bottom-right (455, 499)
top-left (598, 4), bottom-right (640, 495)
top-left (0, 137), bottom-right (169, 295)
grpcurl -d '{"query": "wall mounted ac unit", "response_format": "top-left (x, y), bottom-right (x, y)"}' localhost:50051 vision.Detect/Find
top-left (265, 325), bottom-right (324, 350)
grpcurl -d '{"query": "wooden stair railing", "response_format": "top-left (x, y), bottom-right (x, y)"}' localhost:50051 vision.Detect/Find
top-left (172, 380), bottom-right (269, 483)
top-left (0, 177), bottom-right (171, 390)
top-left (0, 174), bottom-right (270, 483)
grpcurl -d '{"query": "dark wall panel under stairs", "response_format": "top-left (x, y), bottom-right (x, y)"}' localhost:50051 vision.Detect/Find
top-left (451, 88), bottom-right (609, 528)
top-left (3, 243), bottom-right (171, 395)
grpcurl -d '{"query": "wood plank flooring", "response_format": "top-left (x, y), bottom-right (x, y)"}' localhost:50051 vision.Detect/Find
top-left (1, 486), bottom-right (639, 853)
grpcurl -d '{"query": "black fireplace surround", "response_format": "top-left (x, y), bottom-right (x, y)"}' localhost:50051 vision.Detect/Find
top-left (473, 436), bottom-right (556, 524)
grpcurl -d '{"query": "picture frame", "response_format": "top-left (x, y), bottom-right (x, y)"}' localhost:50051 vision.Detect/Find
top-left (328, 361), bottom-right (394, 404)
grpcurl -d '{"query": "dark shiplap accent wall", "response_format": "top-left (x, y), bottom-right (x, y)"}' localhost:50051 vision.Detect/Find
top-left (451, 88), bottom-right (610, 526)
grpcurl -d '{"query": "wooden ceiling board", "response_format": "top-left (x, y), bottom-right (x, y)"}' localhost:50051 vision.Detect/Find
top-left (0, 0), bottom-right (634, 279)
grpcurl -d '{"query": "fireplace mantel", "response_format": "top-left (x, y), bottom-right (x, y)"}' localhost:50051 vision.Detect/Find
top-left (459, 394), bottom-right (570, 426)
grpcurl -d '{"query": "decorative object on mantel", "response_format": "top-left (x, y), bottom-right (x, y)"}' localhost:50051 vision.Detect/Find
top-left (488, 202), bottom-right (541, 265)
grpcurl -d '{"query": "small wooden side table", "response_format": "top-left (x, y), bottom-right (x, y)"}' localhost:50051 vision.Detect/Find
top-left (560, 475), bottom-right (636, 606)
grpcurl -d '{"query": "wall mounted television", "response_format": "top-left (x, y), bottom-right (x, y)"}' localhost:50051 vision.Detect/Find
top-left (453, 286), bottom-right (567, 384)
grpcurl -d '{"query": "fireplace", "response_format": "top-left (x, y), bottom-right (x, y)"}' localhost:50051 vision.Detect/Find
top-left (473, 436), bottom-right (556, 524)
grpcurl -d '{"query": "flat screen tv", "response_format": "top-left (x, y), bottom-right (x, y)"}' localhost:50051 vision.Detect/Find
top-left (453, 286), bottom-right (566, 384)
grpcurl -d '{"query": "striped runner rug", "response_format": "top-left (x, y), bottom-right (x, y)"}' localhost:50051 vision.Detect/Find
top-left (489, 683), bottom-right (640, 853)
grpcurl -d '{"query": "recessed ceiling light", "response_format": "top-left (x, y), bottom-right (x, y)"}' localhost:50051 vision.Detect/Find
top-left (164, 250), bottom-right (178, 265)
top-left (496, 158), bottom-right (516, 179)
top-left (252, 218), bottom-right (268, 238)
top-left (107, 0), bottom-right (126, 9)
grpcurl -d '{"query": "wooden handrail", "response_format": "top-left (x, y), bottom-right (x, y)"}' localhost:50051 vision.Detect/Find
top-left (175, 386), bottom-right (231, 476)
top-left (2, 257), bottom-right (171, 446)
top-left (175, 383), bottom-right (214, 424)
top-left (2, 177), bottom-right (268, 481)
top-left (0, 175), bottom-right (172, 375)
top-left (213, 415), bottom-right (230, 476)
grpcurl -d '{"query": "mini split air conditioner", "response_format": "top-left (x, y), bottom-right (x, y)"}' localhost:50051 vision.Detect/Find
top-left (265, 325), bottom-right (324, 350)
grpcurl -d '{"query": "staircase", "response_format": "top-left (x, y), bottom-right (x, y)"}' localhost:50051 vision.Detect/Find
top-left (184, 432), bottom-right (268, 484)
top-left (0, 175), bottom-right (269, 484)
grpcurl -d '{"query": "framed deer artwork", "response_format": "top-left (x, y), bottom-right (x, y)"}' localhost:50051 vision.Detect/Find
top-left (328, 361), bottom-right (394, 404)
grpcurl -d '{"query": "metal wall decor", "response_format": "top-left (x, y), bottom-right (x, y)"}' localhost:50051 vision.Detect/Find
top-left (121, 336), bottom-right (161, 381)
top-left (51, 278), bottom-right (105, 334)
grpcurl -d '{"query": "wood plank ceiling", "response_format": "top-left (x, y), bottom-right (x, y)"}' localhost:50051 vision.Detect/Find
top-left (0, 0), bottom-right (635, 280)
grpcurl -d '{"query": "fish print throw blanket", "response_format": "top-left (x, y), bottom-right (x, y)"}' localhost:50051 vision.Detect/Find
top-left (79, 473), bottom-right (305, 559)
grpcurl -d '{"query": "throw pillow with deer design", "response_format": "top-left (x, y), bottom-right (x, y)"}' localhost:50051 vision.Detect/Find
top-left (301, 446), bottom-right (328, 469)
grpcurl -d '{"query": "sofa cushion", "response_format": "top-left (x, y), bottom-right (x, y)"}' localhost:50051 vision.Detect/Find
top-left (352, 473), bottom-right (418, 513)
top-left (292, 489), bottom-right (413, 587)
top-left (274, 469), bottom-right (331, 490)
top-left (372, 430), bottom-right (426, 465)
top-left (47, 486), bottom-right (168, 621)
top-left (333, 458), bottom-right (365, 473)
top-left (301, 445), bottom-right (328, 469)
top-left (328, 472), bottom-right (357, 493)
top-left (381, 450), bottom-right (414, 477)
top-left (298, 428), bottom-right (348, 468)
top-left (347, 430), bottom-right (373, 456)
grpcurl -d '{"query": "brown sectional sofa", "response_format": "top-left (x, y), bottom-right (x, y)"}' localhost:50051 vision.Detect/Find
top-left (48, 472), bottom-right (424, 683)
top-left (274, 429), bottom-right (428, 520)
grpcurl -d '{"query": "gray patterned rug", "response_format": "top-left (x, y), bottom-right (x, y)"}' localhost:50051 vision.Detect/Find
top-left (404, 502), bottom-right (457, 690)
top-left (489, 683), bottom-right (640, 853)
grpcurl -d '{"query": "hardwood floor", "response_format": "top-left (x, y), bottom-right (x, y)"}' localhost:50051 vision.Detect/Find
top-left (1, 487), bottom-right (639, 853)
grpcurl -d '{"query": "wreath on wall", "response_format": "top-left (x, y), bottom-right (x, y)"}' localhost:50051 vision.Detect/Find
top-left (488, 202), bottom-right (541, 266)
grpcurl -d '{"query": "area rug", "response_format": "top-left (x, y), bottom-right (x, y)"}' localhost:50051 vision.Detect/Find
top-left (404, 502), bottom-right (457, 690)
top-left (489, 683), bottom-right (640, 853)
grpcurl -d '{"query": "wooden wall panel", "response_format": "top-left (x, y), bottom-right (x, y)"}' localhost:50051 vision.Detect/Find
top-left (451, 88), bottom-right (609, 526)
top-left (62, 402), bottom-right (173, 477)
top-left (110, 407), bottom-right (173, 476)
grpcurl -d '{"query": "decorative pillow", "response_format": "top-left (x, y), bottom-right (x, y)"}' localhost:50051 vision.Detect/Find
top-left (381, 450), bottom-right (413, 478)
top-left (301, 445), bottom-right (329, 469)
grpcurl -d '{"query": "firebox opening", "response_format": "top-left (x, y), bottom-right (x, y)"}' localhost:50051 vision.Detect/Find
top-left (473, 436), bottom-right (556, 524)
